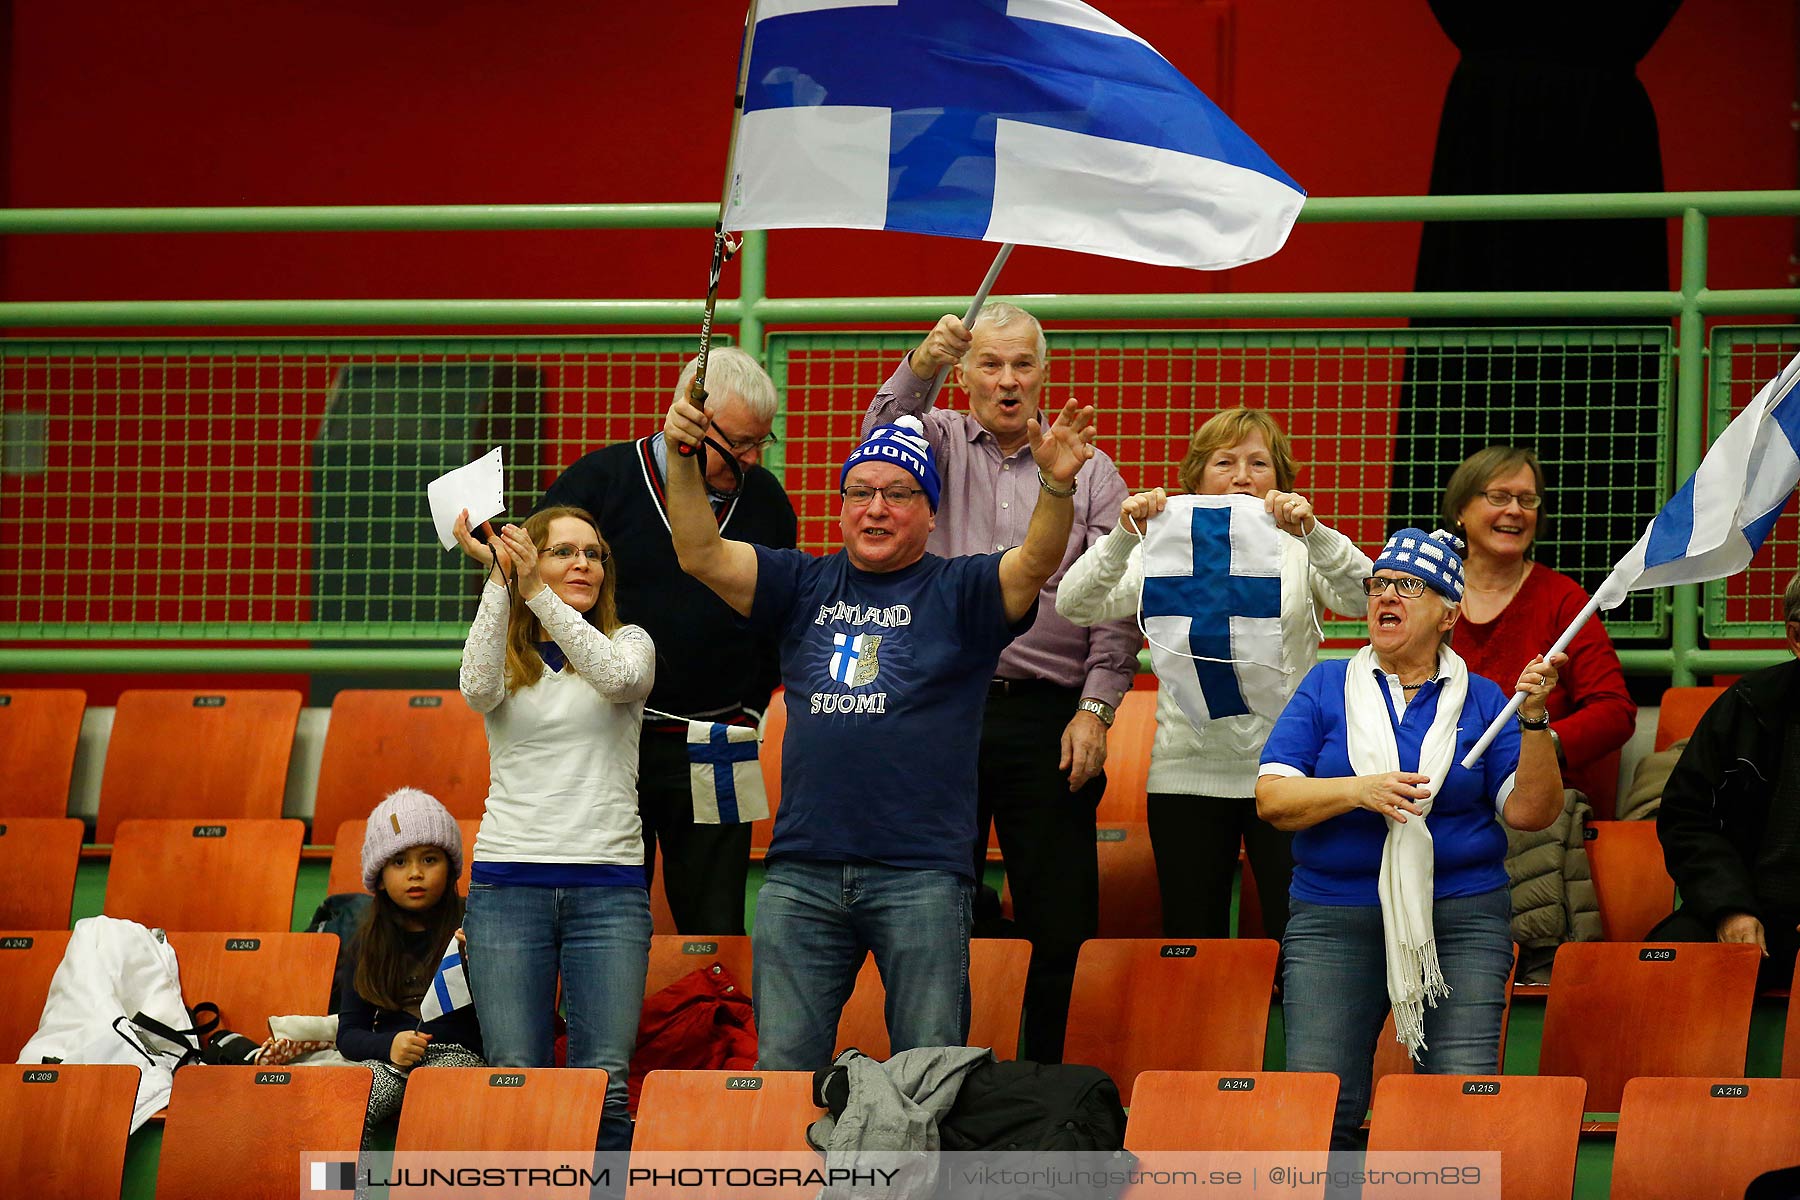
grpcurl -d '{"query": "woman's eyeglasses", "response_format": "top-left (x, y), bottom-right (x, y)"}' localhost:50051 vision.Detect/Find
top-left (1362, 576), bottom-right (1429, 598)
top-left (545, 545), bottom-right (609, 564)
top-left (1481, 489), bottom-right (1542, 510)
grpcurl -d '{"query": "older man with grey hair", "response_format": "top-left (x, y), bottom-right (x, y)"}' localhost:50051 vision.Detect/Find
top-left (1652, 568), bottom-right (1800, 986)
top-left (541, 347), bottom-right (796, 935)
top-left (863, 303), bottom-right (1139, 1062)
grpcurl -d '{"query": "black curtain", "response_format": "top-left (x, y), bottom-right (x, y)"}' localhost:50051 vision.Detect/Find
top-left (1392, 0), bottom-right (1680, 614)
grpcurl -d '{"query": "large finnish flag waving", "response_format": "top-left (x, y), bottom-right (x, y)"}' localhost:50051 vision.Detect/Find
top-left (1140, 495), bottom-right (1291, 730)
top-left (724, 0), bottom-right (1304, 270)
top-left (1594, 350), bottom-right (1800, 611)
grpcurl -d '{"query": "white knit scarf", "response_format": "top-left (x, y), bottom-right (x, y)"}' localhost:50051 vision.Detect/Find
top-left (1343, 642), bottom-right (1468, 1060)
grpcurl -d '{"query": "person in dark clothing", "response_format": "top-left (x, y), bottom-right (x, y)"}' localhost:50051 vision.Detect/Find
top-left (1651, 570), bottom-right (1800, 987)
top-left (1393, 1), bottom-right (1681, 624)
top-left (337, 788), bottom-right (484, 1124)
top-left (540, 348), bottom-right (797, 936)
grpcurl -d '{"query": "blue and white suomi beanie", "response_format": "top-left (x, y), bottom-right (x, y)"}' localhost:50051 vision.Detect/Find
top-left (1373, 528), bottom-right (1467, 602)
top-left (839, 415), bottom-right (941, 511)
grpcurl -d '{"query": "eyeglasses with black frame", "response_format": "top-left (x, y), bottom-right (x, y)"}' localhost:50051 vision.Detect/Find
top-left (1480, 489), bottom-right (1542, 510)
top-left (842, 484), bottom-right (927, 508)
top-left (718, 430), bottom-right (780, 454)
top-left (1362, 575), bottom-right (1430, 598)
top-left (545, 544), bottom-right (610, 564)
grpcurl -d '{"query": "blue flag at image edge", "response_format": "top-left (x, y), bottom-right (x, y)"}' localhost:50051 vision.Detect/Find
top-left (722, 0), bottom-right (1304, 270)
top-left (1595, 350), bottom-right (1800, 610)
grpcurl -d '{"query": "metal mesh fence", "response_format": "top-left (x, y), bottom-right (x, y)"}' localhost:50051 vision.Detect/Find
top-left (771, 326), bottom-right (1670, 639)
top-left (1706, 325), bottom-right (1800, 638)
top-left (1, 327), bottom-right (1675, 642)
top-left (0, 337), bottom-right (705, 639)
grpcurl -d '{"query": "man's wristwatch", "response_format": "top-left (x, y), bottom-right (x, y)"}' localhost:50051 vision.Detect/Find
top-left (1518, 709), bottom-right (1551, 731)
top-left (1078, 698), bottom-right (1116, 727)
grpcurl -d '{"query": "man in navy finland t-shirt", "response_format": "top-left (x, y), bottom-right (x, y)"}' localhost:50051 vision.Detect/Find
top-left (660, 388), bottom-right (1102, 1070)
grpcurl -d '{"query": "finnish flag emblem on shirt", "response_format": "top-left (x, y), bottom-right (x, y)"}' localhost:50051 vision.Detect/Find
top-left (829, 632), bottom-right (882, 687)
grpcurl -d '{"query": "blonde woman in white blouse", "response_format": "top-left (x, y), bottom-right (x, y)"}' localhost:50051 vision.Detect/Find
top-left (1056, 409), bottom-right (1370, 943)
top-left (452, 504), bottom-right (654, 1151)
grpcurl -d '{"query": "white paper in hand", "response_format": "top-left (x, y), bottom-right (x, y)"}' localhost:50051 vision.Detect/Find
top-left (427, 448), bottom-right (505, 550)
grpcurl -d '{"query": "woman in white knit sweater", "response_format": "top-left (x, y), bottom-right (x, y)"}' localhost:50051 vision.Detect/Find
top-left (453, 504), bottom-right (655, 1150)
top-left (1056, 409), bottom-right (1369, 940)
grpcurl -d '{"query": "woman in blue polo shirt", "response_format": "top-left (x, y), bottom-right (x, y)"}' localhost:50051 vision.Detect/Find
top-left (1255, 527), bottom-right (1566, 1149)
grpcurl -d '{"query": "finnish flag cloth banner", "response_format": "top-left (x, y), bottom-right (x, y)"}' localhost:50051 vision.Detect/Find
top-left (1139, 494), bottom-right (1289, 730)
top-left (1593, 349), bottom-right (1800, 611)
top-left (724, 0), bottom-right (1305, 270)
top-left (417, 937), bottom-right (471, 1024)
top-left (687, 721), bottom-right (769, 824)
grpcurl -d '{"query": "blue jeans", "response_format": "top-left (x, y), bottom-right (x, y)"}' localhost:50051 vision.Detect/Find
top-left (752, 860), bottom-right (973, 1071)
top-left (463, 883), bottom-right (651, 1150)
top-left (1281, 887), bottom-right (1514, 1149)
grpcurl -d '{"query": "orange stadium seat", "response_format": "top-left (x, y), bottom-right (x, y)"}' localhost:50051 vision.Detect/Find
top-left (0, 818), bottom-right (84, 928)
top-left (1784, 955), bottom-right (1800, 1079)
top-left (1538, 941), bottom-right (1761, 1113)
top-left (1094, 686), bottom-right (1157, 824)
top-left (1064, 938), bottom-right (1279, 1104)
top-left (94, 689), bottom-right (300, 843)
top-left (630, 1070), bottom-right (821, 1200)
top-left (326, 817), bottom-right (480, 897)
top-left (155, 1066), bottom-right (372, 1200)
top-left (0, 1063), bottom-right (138, 1200)
top-left (1366, 1074), bottom-right (1586, 1200)
top-left (166, 932), bottom-right (340, 1044)
top-left (310, 688), bottom-right (490, 842)
top-left (1585, 819), bottom-right (1676, 941)
top-left (393, 1067), bottom-right (610, 1194)
top-left (752, 691), bottom-right (784, 859)
top-left (105, 819), bottom-right (304, 933)
top-left (1369, 945), bottom-right (1517, 1100)
top-left (0, 688), bottom-right (86, 819)
top-left (1125, 1069), bottom-right (1337, 1152)
top-left (835, 936), bottom-right (1031, 1060)
top-left (1653, 686), bottom-right (1729, 752)
top-left (644, 934), bottom-right (755, 1001)
top-left (1611, 1076), bottom-right (1800, 1200)
top-left (0, 930), bottom-right (73, 1061)
top-left (1001, 822), bottom-right (1162, 937)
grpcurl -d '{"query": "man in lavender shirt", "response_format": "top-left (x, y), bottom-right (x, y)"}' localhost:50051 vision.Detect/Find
top-left (864, 301), bottom-right (1139, 1062)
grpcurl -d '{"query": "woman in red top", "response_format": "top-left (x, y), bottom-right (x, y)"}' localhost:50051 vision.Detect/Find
top-left (1440, 446), bottom-right (1637, 812)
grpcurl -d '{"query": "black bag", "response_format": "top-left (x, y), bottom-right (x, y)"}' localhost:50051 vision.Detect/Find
top-left (121, 1001), bottom-right (223, 1069)
top-left (937, 1061), bottom-right (1137, 1200)
top-left (306, 892), bottom-right (372, 1013)
top-left (939, 1060), bottom-right (1127, 1152)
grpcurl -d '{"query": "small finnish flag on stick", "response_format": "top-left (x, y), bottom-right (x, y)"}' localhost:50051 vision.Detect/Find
top-left (418, 937), bottom-right (471, 1024)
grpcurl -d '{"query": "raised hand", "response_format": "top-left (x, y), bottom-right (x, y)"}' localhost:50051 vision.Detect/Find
top-left (453, 508), bottom-right (491, 565)
top-left (1513, 652), bottom-right (1565, 720)
top-left (498, 524), bottom-right (541, 599)
top-left (665, 381), bottom-right (712, 453)
top-left (1264, 489), bottom-right (1316, 537)
top-left (911, 313), bottom-right (973, 377)
top-left (1118, 487), bottom-right (1169, 534)
top-left (1027, 397), bottom-right (1097, 488)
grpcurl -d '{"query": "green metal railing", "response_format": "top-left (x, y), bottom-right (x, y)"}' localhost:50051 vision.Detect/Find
top-left (2, 191), bottom-right (1798, 681)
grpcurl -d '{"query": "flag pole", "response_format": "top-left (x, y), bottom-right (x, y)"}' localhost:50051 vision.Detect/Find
top-left (921, 241), bottom-right (1017, 406)
top-left (680, 0), bottom-right (763, 457)
top-left (1459, 592), bottom-right (1601, 769)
